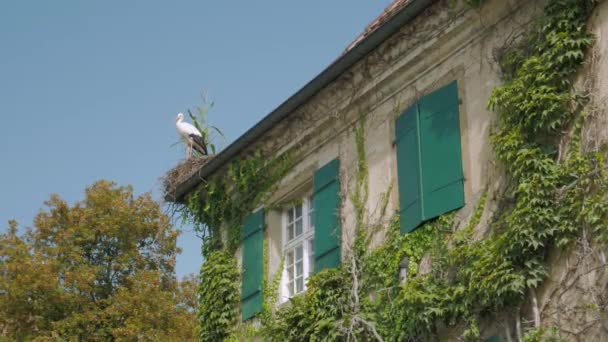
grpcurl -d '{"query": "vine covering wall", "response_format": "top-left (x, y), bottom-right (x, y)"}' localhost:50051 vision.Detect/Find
top-left (179, 151), bottom-right (294, 340)
top-left (180, 0), bottom-right (608, 340)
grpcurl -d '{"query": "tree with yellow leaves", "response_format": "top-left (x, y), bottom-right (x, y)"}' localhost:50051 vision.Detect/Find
top-left (0, 181), bottom-right (196, 341)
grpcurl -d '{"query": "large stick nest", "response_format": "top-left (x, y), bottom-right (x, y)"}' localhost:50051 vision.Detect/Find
top-left (162, 155), bottom-right (213, 201)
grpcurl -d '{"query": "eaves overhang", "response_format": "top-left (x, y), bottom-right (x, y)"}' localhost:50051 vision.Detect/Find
top-left (166, 0), bottom-right (434, 203)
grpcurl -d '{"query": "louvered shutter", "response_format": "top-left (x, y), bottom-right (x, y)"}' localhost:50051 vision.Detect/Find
top-left (418, 81), bottom-right (465, 219)
top-left (395, 104), bottom-right (423, 233)
top-left (313, 159), bottom-right (341, 271)
top-left (241, 209), bottom-right (264, 321)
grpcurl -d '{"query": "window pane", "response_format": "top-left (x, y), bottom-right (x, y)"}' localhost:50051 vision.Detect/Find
top-left (287, 259), bottom-right (294, 275)
top-left (287, 251), bottom-right (294, 266)
top-left (308, 196), bottom-right (315, 231)
top-left (309, 239), bottom-right (315, 275)
top-left (308, 212), bottom-right (314, 231)
top-left (284, 197), bottom-right (318, 298)
top-left (288, 223), bottom-right (294, 241)
top-left (287, 266), bottom-right (294, 282)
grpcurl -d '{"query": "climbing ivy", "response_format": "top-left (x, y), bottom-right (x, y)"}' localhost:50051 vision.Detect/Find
top-left (522, 326), bottom-right (562, 342)
top-left (464, 0), bottom-right (484, 7)
top-left (180, 150), bottom-right (294, 340)
top-left (488, 0), bottom-right (602, 284)
top-left (260, 239), bottom-right (284, 333)
top-left (263, 268), bottom-right (352, 341)
top-left (373, 1), bottom-right (605, 338)
top-left (183, 0), bottom-right (608, 340)
top-left (382, 0), bottom-right (604, 338)
top-left (253, 0), bottom-right (606, 340)
top-left (183, 150), bottom-right (294, 256)
top-left (196, 251), bottom-right (239, 341)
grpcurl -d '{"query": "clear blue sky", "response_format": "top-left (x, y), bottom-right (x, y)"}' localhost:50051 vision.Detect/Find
top-left (0, 1), bottom-right (391, 277)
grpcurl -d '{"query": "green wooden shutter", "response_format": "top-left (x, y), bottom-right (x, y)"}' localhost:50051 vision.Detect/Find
top-left (484, 336), bottom-right (500, 342)
top-left (418, 81), bottom-right (465, 220)
top-left (313, 159), bottom-right (341, 271)
top-left (395, 104), bottom-right (423, 233)
top-left (241, 209), bottom-right (264, 321)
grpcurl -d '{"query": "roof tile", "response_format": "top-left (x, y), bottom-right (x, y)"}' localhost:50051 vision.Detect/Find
top-left (343, 0), bottom-right (413, 54)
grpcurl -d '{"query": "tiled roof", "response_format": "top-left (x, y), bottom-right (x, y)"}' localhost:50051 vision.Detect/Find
top-left (343, 0), bottom-right (414, 54)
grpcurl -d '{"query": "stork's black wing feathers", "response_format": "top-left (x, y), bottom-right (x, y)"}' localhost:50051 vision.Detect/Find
top-left (189, 134), bottom-right (208, 155)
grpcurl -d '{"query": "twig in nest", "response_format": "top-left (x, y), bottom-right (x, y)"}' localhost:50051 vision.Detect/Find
top-left (162, 155), bottom-right (214, 200)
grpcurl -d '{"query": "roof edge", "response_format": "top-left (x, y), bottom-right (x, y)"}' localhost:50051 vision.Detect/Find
top-left (167, 0), bottom-right (434, 203)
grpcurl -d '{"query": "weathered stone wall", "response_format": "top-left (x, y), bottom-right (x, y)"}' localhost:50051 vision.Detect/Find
top-left (233, 0), bottom-right (608, 338)
top-left (528, 2), bottom-right (608, 340)
top-left (257, 0), bottom-right (543, 288)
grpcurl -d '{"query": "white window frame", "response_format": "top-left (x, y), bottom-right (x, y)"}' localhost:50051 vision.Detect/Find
top-left (280, 195), bottom-right (315, 302)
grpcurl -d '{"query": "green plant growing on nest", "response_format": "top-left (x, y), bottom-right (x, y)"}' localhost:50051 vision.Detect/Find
top-left (186, 91), bottom-right (226, 156)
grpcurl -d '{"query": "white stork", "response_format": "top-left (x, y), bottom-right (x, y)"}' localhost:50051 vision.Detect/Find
top-left (175, 113), bottom-right (208, 158)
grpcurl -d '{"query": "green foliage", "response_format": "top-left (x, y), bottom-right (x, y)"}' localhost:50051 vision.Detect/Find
top-left (258, 1), bottom-right (604, 340)
top-left (383, 2), bottom-right (606, 338)
top-left (352, 116), bottom-right (370, 258)
top-left (453, 191), bottom-right (487, 246)
top-left (0, 181), bottom-right (195, 341)
top-left (179, 0), bottom-right (607, 340)
top-left (461, 317), bottom-right (481, 342)
top-left (523, 327), bottom-right (563, 342)
top-left (489, 0), bottom-right (594, 138)
top-left (489, 0), bottom-right (600, 268)
top-left (363, 215), bottom-right (437, 291)
top-left (184, 150), bottom-right (294, 256)
top-left (368, 215), bottom-right (455, 339)
top-left (186, 92), bottom-right (226, 155)
top-left (180, 148), bottom-right (293, 339)
top-left (226, 323), bottom-right (259, 342)
top-left (197, 251), bottom-right (240, 341)
top-left (265, 268), bottom-right (352, 342)
top-left (464, 0), bottom-right (484, 8)
top-left (261, 241), bottom-right (284, 327)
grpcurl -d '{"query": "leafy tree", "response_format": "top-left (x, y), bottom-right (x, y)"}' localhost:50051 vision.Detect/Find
top-left (0, 180), bottom-right (196, 341)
